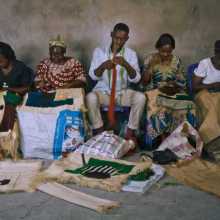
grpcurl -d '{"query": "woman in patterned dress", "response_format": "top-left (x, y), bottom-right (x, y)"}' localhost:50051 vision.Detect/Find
top-left (35, 35), bottom-right (86, 93)
top-left (142, 33), bottom-right (196, 149)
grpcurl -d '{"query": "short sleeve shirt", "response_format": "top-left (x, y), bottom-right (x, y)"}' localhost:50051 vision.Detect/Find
top-left (0, 60), bottom-right (34, 88)
top-left (194, 58), bottom-right (220, 84)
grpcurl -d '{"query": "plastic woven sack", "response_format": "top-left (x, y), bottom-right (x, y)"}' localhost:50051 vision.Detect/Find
top-left (75, 131), bottom-right (135, 159)
top-left (53, 110), bottom-right (84, 159)
top-left (17, 106), bottom-right (85, 159)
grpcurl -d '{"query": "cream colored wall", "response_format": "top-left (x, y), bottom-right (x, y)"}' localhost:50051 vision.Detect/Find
top-left (0, 0), bottom-right (219, 71)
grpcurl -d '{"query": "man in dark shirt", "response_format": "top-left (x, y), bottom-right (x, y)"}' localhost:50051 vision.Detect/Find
top-left (0, 60), bottom-right (33, 90)
top-left (0, 42), bottom-right (33, 131)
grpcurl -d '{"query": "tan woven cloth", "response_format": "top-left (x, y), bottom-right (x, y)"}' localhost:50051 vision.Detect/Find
top-left (0, 120), bottom-right (20, 160)
top-left (55, 88), bottom-right (84, 104)
top-left (0, 160), bottom-right (42, 193)
top-left (145, 89), bottom-right (161, 118)
top-left (38, 182), bottom-right (119, 213)
top-left (166, 158), bottom-right (220, 198)
top-left (33, 152), bottom-right (152, 192)
top-left (195, 89), bottom-right (220, 144)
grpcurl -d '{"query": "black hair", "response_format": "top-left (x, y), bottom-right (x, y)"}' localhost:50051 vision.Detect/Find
top-left (0, 42), bottom-right (16, 61)
top-left (155, 33), bottom-right (175, 49)
top-left (113, 23), bottom-right (129, 34)
top-left (214, 40), bottom-right (220, 53)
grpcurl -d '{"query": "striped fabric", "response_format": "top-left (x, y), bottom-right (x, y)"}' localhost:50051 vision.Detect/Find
top-left (65, 158), bottom-right (134, 179)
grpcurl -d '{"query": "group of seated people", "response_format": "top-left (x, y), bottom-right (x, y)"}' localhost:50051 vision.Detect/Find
top-left (0, 22), bottom-right (220, 151)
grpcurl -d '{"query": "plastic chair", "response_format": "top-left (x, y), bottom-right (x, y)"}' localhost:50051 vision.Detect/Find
top-left (101, 105), bottom-right (130, 113)
top-left (101, 105), bottom-right (130, 135)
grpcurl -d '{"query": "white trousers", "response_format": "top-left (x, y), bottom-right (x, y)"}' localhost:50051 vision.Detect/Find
top-left (86, 89), bottom-right (146, 130)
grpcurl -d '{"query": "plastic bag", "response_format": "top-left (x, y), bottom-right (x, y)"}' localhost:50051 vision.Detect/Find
top-left (75, 131), bottom-right (135, 159)
top-left (156, 121), bottom-right (203, 160)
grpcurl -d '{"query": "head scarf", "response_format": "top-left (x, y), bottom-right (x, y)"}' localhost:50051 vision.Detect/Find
top-left (49, 35), bottom-right (66, 49)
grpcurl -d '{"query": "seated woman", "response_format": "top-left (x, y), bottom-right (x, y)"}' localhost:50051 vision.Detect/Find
top-left (35, 35), bottom-right (86, 93)
top-left (0, 42), bottom-right (34, 131)
top-left (193, 40), bottom-right (220, 145)
top-left (142, 33), bottom-right (195, 148)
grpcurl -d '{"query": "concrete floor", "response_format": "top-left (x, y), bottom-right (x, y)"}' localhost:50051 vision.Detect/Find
top-left (0, 175), bottom-right (220, 220)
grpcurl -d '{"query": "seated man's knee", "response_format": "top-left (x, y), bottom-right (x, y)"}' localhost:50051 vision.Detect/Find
top-left (86, 92), bottom-right (99, 106)
top-left (135, 92), bottom-right (146, 106)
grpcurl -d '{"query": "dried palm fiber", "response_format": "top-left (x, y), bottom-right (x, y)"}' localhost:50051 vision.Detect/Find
top-left (32, 152), bottom-right (152, 192)
top-left (0, 91), bottom-right (21, 160)
top-left (108, 63), bottom-right (117, 127)
top-left (54, 88), bottom-right (85, 110)
top-left (0, 120), bottom-right (20, 160)
top-left (145, 89), bottom-right (161, 118)
top-left (146, 89), bottom-right (195, 116)
top-left (156, 95), bottom-right (195, 110)
top-left (165, 158), bottom-right (220, 197)
top-left (0, 160), bottom-right (42, 193)
top-left (195, 89), bottom-right (220, 144)
top-left (38, 182), bottom-right (119, 213)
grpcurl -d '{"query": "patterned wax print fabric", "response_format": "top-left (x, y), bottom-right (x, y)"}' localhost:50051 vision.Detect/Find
top-left (142, 53), bottom-right (185, 91)
top-left (145, 96), bottom-right (197, 148)
top-left (35, 57), bottom-right (86, 93)
top-left (144, 91), bottom-right (197, 149)
top-left (140, 53), bottom-right (194, 149)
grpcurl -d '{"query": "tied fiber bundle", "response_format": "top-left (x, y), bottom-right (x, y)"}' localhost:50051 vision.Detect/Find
top-left (108, 64), bottom-right (117, 127)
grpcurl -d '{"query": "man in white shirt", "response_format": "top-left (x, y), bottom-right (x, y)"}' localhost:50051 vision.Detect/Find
top-left (86, 23), bottom-right (146, 144)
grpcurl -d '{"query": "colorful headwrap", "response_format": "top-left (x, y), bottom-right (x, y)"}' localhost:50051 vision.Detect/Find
top-left (49, 35), bottom-right (66, 49)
